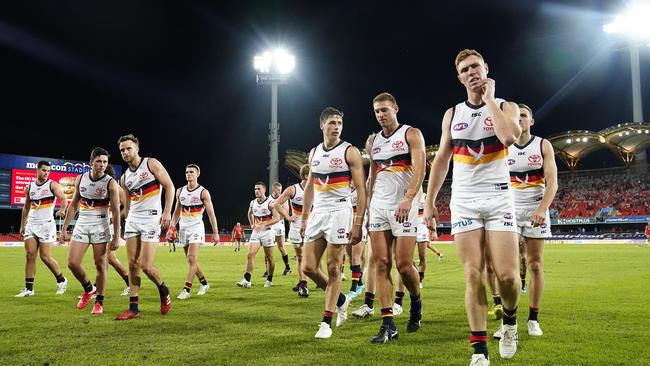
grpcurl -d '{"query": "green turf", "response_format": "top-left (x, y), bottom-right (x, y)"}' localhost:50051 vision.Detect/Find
top-left (0, 243), bottom-right (649, 365)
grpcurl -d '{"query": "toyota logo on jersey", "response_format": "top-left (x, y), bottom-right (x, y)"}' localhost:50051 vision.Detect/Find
top-left (139, 172), bottom-right (149, 180)
top-left (528, 155), bottom-right (541, 163)
top-left (330, 158), bottom-right (343, 166)
top-left (392, 141), bottom-right (404, 149)
top-left (484, 117), bottom-right (493, 126)
top-left (95, 188), bottom-right (106, 195)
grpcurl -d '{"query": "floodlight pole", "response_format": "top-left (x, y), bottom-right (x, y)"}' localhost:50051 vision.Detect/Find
top-left (630, 43), bottom-right (643, 123)
top-left (629, 43), bottom-right (647, 170)
top-left (269, 83), bottom-right (279, 188)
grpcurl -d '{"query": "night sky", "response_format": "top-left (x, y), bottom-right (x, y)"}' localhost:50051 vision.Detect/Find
top-left (0, 1), bottom-right (648, 229)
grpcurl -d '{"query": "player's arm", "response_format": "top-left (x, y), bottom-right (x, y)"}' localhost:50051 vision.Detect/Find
top-left (484, 93), bottom-right (521, 146)
top-left (148, 158), bottom-right (175, 228)
top-left (265, 201), bottom-right (282, 227)
top-left (274, 186), bottom-right (296, 221)
top-left (247, 203), bottom-right (255, 227)
top-left (394, 128), bottom-right (426, 223)
top-left (20, 184), bottom-right (31, 234)
top-left (531, 139), bottom-right (559, 226)
top-left (347, 146), bottom-right (366, 245)
top-left (365, 134), bottom-right (377, 210)
top-left (300, 149), bottom-right (316, 236)
top-left (202, 189), bottom-right (220, 243)
top-left (50, 181), bottom-right (68, 218)
top-left (60, 176), bottom-right (82, 233)
top-left (170, 188), bottom-right (183, 229)
top-left (107, 178), bottom-right (121, 249)
top-left (424, 107), bottom-right (454, 230)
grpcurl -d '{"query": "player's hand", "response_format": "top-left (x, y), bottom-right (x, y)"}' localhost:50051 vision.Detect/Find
top-left (531, 207), bottom-right (547, 227)
top-left (109, 237), bottom-right (119, 251)
top-left (480, 78), bottom-right (496, 103)
top-left (428, 226), bottom-right (438, 241)
top-left (19, 226), bottom-right (25, 236)
top-left (253, 224), bottom-right (265, 233)
top-left (394, 198), bottom-right (413, 224)
top-left (160, 211), bottom-right (171, 228)
top-left (165, 227), bottom-right (175, 240)
top-left (55, 209), bottom-right (65, 218)
top-left (299, 220), bottom-right (307, 238)
top-left (213, 234), bottom-right (220, 244)
top-left (423, 202), bottom-right (439, 231)
top-left (288, 215), bottom-right (298, 223)
top-left (349, 225), bottom-right (362, 245)
top-left (58, 230), bottom-right (67, 244)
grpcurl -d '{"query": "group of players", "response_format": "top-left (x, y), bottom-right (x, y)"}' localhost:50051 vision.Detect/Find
top-left (14, 49), bottom-right (557, 366)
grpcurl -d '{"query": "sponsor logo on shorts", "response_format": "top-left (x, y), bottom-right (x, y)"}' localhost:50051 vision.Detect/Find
top-left (74, 234), bottom-right (83, 239)
top-left (453, 122), bottom-right (469, 131)
top-left (402, 222), bottom-right (412, 228)
top-left (99, 232), bottom-right (106, 237)
top-left (540, 223), bottom-right (547, 229)
top-left (503, 222), bottom-right (514, 227)
top-left (337, 228), bottom-right (345, 234)
top-left (503, 212), bottom-right (513, 220)
top-left (540, 230), bottom-right (547, 234)
top-left (452, 219), bottom-right (473, 229)
top-left (370, 223), bottom-right (382, 229)
top-left (148, 230), bottom-right (156, 236)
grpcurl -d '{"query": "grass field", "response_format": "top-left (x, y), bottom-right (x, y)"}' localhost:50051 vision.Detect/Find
top-left (0, 243), bottom-right (649, 365)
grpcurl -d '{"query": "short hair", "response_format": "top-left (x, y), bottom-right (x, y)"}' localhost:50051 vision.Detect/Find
top-left (272, 182), bottom-right (282, 189)
top-left (299, 164), bottom-right (310, 179)
top-left (37, 160), bottom-right (50, 169)
top-left (186, 164), bottom-right (200, 175)
top-left (117, 134), bottom-right (139, 146)
top-left (319, 107), bottom-right (344, 124)
top-left (90, 147), bottom-right (110, 162)
top-left (105, 164), bottom-right (116, 179)
top-left (518, 103), bottom-right (533, 118)
top-left (455, 49), bottom-right (485, 68)
top-left (372, 92), bottom-right (397, 105)
top-left (255, 182), bottom-right (266, 190)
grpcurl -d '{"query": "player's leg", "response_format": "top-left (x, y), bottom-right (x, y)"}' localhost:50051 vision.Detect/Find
top-left (90, 243), bottom-right (108, 314)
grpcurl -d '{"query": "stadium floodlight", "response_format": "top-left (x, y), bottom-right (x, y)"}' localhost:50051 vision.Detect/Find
top-left (604, 3), bottom-right (649, 125)
top-left (566, 138), bottom-right (572, 143)
top-left (254, 49), bottom-right (295, 188)
top-left (603, 3), bottom-right (650, 40)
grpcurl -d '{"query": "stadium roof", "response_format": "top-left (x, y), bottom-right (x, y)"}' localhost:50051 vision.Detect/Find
top-left (548, 123), bottom-right (650, 168)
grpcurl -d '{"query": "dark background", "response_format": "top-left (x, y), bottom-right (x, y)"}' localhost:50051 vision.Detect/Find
top-left (0, 0), bottom-right (647, 230)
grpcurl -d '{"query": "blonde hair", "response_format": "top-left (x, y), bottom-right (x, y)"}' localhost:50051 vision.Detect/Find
top-left (455, 49), bottom-right (484, 68)
top-left (372, 92), bottom-right (397, 105)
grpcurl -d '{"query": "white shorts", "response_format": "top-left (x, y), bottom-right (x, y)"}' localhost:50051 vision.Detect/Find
top-left (516, 203), bottom-right (551, 239)
top-left (288, 225), bottom-right (303, 246)
top-left (273, 221), bottom-right (285, 237)
top-left (304, 208), bottom-right (353, 245)
top-left (179, 225), bottom-right (205, 246)
top-left (124, 216), bottom-right (161, 242)
top-left (24, 220), bottom-right (57, 243)
top-left (72, 222), bottom-right (111, 244)
top-left (249, 229), bottom-right (275, 247)
top-left (416, 222), bottom-right (430, 243)
top-left (368, 204), bottom-right (419, 237)
top-left (450, 192), bottom-right (518, 235)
